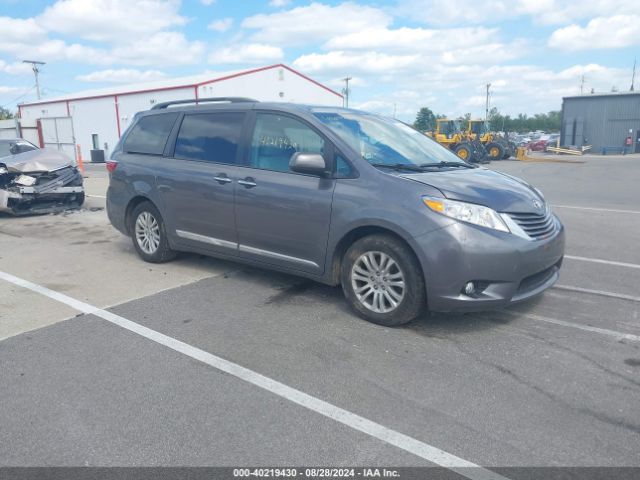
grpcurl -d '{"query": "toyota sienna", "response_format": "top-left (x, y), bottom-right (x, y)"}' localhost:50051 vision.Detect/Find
top-left (106, 98), bottom-right (565, 326)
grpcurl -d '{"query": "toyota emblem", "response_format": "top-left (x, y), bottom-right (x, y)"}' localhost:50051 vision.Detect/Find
top-left (532, 198), bottom-right (542, 210)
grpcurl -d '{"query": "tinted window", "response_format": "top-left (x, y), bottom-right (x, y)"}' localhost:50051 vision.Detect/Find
top-left (123, 113), bottom-right (178, 155)
top-left (174, 113), bottom-right (244, 164)
top-left (250, 113), bottom-right (324, 173)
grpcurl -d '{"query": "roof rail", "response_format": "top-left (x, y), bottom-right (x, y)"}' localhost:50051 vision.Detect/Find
top-left (151, 97), bottom-right (258, 110)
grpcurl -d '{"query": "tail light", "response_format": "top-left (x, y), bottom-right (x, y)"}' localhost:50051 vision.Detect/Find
top-left (106, 160), bottom-right (118, 173)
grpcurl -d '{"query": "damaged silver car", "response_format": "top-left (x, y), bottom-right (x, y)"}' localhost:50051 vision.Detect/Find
top-left (0, 142), bottom-right (84, 215)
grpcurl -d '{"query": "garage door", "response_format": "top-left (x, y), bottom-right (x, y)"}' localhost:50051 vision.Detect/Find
top-left (39, 117), bottom-right (76, 159)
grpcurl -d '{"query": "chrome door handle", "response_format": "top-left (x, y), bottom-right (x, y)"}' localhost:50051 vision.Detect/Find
top-left (238, 177), bottom-right (257, 188)
top-left (213, 175), bottom-right (232, 184)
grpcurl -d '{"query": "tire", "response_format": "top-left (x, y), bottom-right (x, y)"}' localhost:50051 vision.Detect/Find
top-left (341, 234), bottom-right (425, 326)
top-left (129, 201), bottom-right (176, 263)
top-left (486, 142), bottom-right (505, 160)
top-left (454, 144), bottom-right (472, 162)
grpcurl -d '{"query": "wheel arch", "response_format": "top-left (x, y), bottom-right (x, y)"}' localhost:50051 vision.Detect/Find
top-left (124, 195), bottom-right (156, 235)
top-left (328, 224), bottom-right (426, 291)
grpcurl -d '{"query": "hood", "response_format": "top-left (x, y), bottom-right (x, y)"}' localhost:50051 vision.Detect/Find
top-left (0, 148), bottom-right (74, 173)
top-left (399, 167), bottom-right (543, 213)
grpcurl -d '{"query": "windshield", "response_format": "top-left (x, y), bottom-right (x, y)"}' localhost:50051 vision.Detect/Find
top-left (0, 141), bottom-right (37, 158)
top-left (313, 111), bottom-right (466, 167)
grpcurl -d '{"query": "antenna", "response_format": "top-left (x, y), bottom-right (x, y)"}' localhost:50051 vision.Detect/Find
top-left (22, 60), bottom-right (45, 100)
top-left (341, 76), bottom-right (352, 108)
top-left (580, 75), bottom-right (586, 94)
top-left (631, 58), bottom-right (636, 92)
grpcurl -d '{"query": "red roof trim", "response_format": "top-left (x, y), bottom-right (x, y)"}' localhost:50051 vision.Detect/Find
top-left (20, 64), bottom-right (342, 108)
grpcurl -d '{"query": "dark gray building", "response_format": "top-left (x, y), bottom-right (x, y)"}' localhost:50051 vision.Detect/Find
top-left (561, 91), bottom-right (640, 153)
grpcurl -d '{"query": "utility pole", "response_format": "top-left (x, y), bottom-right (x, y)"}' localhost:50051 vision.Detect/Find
top-left (631, 58), bottom-right (636, 92)
top-left (342, 76), bottom-right (352, 108)
top-left (22, 60), bottom-right (45, 100)
top-left (485, 83), bottom-right (491, 125)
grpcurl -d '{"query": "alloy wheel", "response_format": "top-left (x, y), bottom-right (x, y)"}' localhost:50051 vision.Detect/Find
top-left (135, 211), bottom-right (161, 255)
top-left (351, 251), bottom-right (405, 313)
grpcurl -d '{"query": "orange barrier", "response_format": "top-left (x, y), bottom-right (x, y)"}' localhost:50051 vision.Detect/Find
top-left (76, 144), bottom-right (86, 176)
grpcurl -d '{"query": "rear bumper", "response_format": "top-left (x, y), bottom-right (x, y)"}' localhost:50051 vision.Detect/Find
top-left (413, 215), bottom-right (565, 312)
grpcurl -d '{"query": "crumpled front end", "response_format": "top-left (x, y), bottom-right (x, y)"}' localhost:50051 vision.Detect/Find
top-left (0, 149), bottom-right (84, 216)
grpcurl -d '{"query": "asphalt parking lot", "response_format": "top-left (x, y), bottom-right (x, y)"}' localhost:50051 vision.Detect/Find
top-left (1, 155), bottom-right (639, 477)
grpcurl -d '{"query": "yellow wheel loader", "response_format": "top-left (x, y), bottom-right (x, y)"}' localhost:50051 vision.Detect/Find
top-left (467, 120), bottom-right (515, 160)
top-left (426, 119), bottom-right (488, 163)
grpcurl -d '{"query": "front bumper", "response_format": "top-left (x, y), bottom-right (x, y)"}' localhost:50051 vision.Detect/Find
top-left (413, 215), bottom-right (565, 312)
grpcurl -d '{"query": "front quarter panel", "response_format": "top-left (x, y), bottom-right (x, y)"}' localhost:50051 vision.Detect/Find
top-left (323, 169), bottom-right (455, 280)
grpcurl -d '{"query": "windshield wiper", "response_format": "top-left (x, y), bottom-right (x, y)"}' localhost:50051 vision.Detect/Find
top-left (419, 161), bottom-right (476, 169)
top-left (370, 163), bottom-right (425, 172)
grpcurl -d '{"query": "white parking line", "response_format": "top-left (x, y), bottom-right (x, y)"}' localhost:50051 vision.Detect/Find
top-left (552, 205), bottom-right (640, 214)
top-left (564, 255), bottom-right (640, 270)
top-left (520, 312), bottom-right (640, 343)
top-left (86, 194), bottom-right (106, 199)
top-left (554, 284), bottom-right (640, 304)
top-left (0, 270), bottom-right (508, 480)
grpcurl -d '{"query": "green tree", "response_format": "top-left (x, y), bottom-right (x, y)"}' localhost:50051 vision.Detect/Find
top-left (0, 107), bottom-right (14, 120)
top-left (488, 107), bottom-right (561, 133)
top-left (413, 107), bottom-right (437, 132)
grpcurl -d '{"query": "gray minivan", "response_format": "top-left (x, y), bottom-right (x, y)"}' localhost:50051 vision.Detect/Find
top-left (107, 98), bottom-right (565, 326)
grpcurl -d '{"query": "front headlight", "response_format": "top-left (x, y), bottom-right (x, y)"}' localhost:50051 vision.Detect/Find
top-left (422, 196), bottom-right (510, 232)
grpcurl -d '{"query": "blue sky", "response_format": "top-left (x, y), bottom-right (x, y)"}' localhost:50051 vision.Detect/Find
top-left (1, 0), bottom-right (638, 122)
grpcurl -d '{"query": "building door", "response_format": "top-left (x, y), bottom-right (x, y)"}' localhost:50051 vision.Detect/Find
top-left (38, 117), bottom-right (76, 158)
top-left (563, 119), bottom-right (574, 146)
top-left (636, 130), bottom-right (640, 153)
top-left (573, 118), bottom-right (584, 147)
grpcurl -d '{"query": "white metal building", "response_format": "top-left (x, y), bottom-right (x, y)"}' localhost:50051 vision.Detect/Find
top-left (18, 64), bottom-right (343, 161)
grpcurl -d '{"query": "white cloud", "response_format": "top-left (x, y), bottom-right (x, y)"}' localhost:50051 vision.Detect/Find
top-left (0, 60), bottom-right (33, 75)
top-left (110, 32), bottom-right (204, 66)
top-left (208, 18), bottom-right (233, 32)
top-left (0, 39), bottom-right (110, 64)
top-left (294, 51), bottom-right (419, 75)
top-left (208, 43), bottom-right (283, 64)
top-left (242, 2), bottom-right (391, 46)
top-left (325, 26), bottom-right (498, 52)
top-left (38, 0), bottom-right (187, 42)
top-left (396, 0), bottom-right (635, 26)
top-left (76, 68), bottom-right (167, 83)
top-left (200, 0), bottom-right (216, 4)
top-left (0, 16), bottom-right (47, 42)
top-left (269, 0), bottom-right (291, 6)
top-left (0, 86), bottom-right (22, 94)
top-left (549, 15), bottom-right (640, 51)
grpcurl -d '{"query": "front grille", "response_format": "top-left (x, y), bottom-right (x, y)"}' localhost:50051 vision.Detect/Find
top-left (505, 210), bottom-right (555, 240)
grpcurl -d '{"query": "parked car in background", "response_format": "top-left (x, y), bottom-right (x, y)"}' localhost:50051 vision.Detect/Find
top-left (107, 99), bottom-right (565, 326)
top-left (0, 138), bottom-right (38, 158)
top-left (0, 141), bottom-right (84, 216)
top-left (528, 135), bottom-right (551, 151)
top-left (546, 133), bottom-right (560, 146)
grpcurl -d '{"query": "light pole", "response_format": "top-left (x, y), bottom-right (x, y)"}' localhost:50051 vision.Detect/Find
top-left (485, 83), bottom-right (491, 126)
top-left (342, 76), bottom-right (352, 108)
top-left (22, 60), bottom-right (45, 100)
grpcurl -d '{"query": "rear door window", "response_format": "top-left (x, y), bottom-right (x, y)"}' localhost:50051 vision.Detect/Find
top-left (123, 113), bottom-right (178, 155)
top-left (174, 112), bottom-right (245, 164)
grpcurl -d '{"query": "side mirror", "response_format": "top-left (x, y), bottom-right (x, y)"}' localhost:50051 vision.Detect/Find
top-left (289, 152), bottom-right (328, 176)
